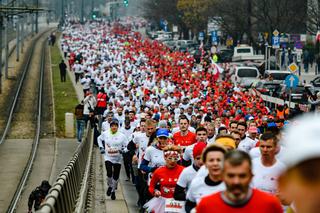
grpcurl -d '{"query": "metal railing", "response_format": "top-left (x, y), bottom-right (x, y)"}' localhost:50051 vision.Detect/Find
top-left (37, 124), bottom-right (93, 213)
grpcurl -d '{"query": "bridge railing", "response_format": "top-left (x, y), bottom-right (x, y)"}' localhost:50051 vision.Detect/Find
top-left (37, 124), bottom-right (93, 213)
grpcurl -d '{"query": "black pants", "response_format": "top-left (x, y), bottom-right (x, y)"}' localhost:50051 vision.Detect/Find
top-left (60, 71), bottom-right (66, 82)
top-left (136, 169), bottom-right (150, 207)
top-left (105, 161), bottom-right (121, 180)
top-left (75, 73), bottom-right (81, 83)
top-left (122, 152), bottom-right (134, 179)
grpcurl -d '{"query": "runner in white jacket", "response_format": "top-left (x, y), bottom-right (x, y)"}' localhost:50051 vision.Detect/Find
top-left (98, 118), bottom-right (128, 200)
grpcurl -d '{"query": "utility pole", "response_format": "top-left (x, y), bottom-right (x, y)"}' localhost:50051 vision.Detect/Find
top-left (0, 3), bottom-right (46, 93)
top-left (21, 13), bottom-right (24, 53)
top-left (0, 16), bottom-right (3, 94)
top-left (80, 0), bottom-right (84, 23)
top-left (35, 0), bottom-right (38, 33)
top-left (91, 0), bottom-right (94, 18)
top-left (16, 14), bottom-right (20, 61)
top-left (247, 0), bottom-right (252, 44)
top-left (4, 12), bottom-right (9, 78)
top-left (61, 0), bottom-right (64, 24)
top-left (15, 0), bottom-right (21, 61)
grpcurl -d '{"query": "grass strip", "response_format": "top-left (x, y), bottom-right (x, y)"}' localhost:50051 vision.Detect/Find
top-left (50, 35), bottom-right (78, 137)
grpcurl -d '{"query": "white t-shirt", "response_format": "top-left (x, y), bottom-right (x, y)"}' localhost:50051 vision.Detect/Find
top-left (132, 132), bottom-right (149, 168)
top-left (120, 126), bottom-right (135, 141)
top-left (186, 176), bottom-right (225, 203)
top-left (143, 146), bottom-right (165, 168)
top-left (101, 121), bottom-right (110, 132)
top-left (183, 144), bottom-right (195, 162)
top-left (97, 130), bottom-right (128, 164)
top-left (252, 158), bottom-right (286, 195)
top-left (176, 165), bottom-right (198, 190)
top-left (195, 165), bottom-right (208, 179)
top-left (237, 136), bottom-right (257, 153)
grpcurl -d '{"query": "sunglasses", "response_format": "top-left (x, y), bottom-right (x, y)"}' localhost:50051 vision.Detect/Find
top-left (166, 156), bottom-right (180, 161)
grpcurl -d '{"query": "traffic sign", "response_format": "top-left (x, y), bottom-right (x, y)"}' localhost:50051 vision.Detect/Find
top-left (288, 63), bottom-right (299, 73)
top-left (211, 31), bottom-right (218, 44)
top-left (285, 74), bottom-right (299, 88)
top-left (199, 32), bottom-right (204, 41)
top-left (273, 29), bottom-right (279, 37)
top-left (272, 35), bottom-right (280, 48)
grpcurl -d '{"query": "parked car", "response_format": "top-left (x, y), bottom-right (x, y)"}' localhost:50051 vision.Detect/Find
top-left (252, 80), bottom-right (281, 96)
top-left (218, 49), bottom-right (233, 62)
top-left (256, 61), bottom-right (281, 76)
top-left (163, 40), bottom-right (177, 50)
top-left (274, 85), bottom-right (309, 104)
top-left (176, 40), bottom-right (196, 49)
top-left (231, 66), bottom-right (260, 88)
top-left (264, 70), bottom-right (291, 83)
top-left (310, 75), bottom-right (320, 93)
top-left (232, 44), bottom-right (264, 61)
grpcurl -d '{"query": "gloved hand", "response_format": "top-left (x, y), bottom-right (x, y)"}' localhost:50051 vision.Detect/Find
top-left (99, 147), bottom-right (105, 154)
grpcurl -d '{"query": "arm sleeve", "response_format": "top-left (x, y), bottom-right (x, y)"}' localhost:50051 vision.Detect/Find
top-left (183, 146), bottom-right (192, 161)
top-left (97, 134), bottom-right (104, 149)
top-left (148, 169), bottom-right (160, 196)
top-left (140, 159), bottom-right (154, 173)
top-left (173, 184), bottom-right (186, 201)
top-left (176, 168), bottom-right (188, 188)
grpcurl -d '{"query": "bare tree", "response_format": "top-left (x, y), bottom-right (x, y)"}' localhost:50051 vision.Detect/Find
top-left (253, 0), bottom-right (307, 34)
top-left (307, 0), bottom-right (320, 34)
top-left (211, 0), bottom-right (249, 41)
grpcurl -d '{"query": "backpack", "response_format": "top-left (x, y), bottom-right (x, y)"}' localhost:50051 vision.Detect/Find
top-left (75, 104), bottom-right (84, 119)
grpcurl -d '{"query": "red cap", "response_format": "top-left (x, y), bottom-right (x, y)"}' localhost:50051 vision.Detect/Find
top-left (193, 142), bottom-right (207, 158)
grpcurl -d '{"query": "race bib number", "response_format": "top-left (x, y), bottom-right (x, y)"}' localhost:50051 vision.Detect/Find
top-left (164, 198), bottom-right (185, 213)
top-left (108, 148), bottom-right (119, 157)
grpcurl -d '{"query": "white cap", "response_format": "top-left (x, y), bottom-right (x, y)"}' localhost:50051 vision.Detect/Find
top-left (282, 114), bottom-right (320, 169)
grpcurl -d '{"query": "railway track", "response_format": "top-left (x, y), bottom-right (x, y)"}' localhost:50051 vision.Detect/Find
top-left (0, 29), bottom-right (53, 212)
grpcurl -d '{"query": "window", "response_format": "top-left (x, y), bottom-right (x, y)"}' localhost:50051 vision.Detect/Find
top-left (237, 69), bottom-right (258, 78)
top-left (237, 48), bottom-right (251, 54)
top-left (271, 73), bottom-right (290, 80)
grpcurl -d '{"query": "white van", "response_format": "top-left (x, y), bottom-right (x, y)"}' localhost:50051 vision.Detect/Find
top-left (231, 66), bottom-right (260, 88)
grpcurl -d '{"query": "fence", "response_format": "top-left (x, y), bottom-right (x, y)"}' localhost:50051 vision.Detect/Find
top-left (37, 124), bottom-right (93, 213)
top-left (251, 88), bottom-right (310, 112)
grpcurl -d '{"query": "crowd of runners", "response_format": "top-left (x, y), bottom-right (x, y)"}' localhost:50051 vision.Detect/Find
top-left (60, 19), bottom-right (320, 213)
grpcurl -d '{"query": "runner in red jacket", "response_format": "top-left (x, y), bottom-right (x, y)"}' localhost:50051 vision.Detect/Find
top-left (149, 145), bottom-right (184, 198)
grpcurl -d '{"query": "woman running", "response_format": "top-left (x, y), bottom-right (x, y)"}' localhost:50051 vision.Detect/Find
top-left (145, 145), bottom-right (184, 212)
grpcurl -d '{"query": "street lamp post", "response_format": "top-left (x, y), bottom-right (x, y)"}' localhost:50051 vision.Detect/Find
top-left (80, 0), bottom-right (84, 23)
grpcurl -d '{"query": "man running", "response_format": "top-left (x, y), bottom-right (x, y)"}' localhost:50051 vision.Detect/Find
top-left (197, 150), bottom-right (283, 212)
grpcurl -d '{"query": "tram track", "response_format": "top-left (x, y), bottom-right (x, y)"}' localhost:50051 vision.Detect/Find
top-left (0, 29), bottom-right (53, 212)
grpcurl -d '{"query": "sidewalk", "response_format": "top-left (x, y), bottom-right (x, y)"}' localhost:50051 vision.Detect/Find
top-left (58, 39), bottom-right (131, 212)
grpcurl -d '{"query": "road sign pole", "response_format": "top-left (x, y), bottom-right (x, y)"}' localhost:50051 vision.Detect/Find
top-left (265, 44), bottom-right (268, 69)
top-left (288, 88), bottom-right (292, 113)
top-left (268, 46), bottom-right (271, 70)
